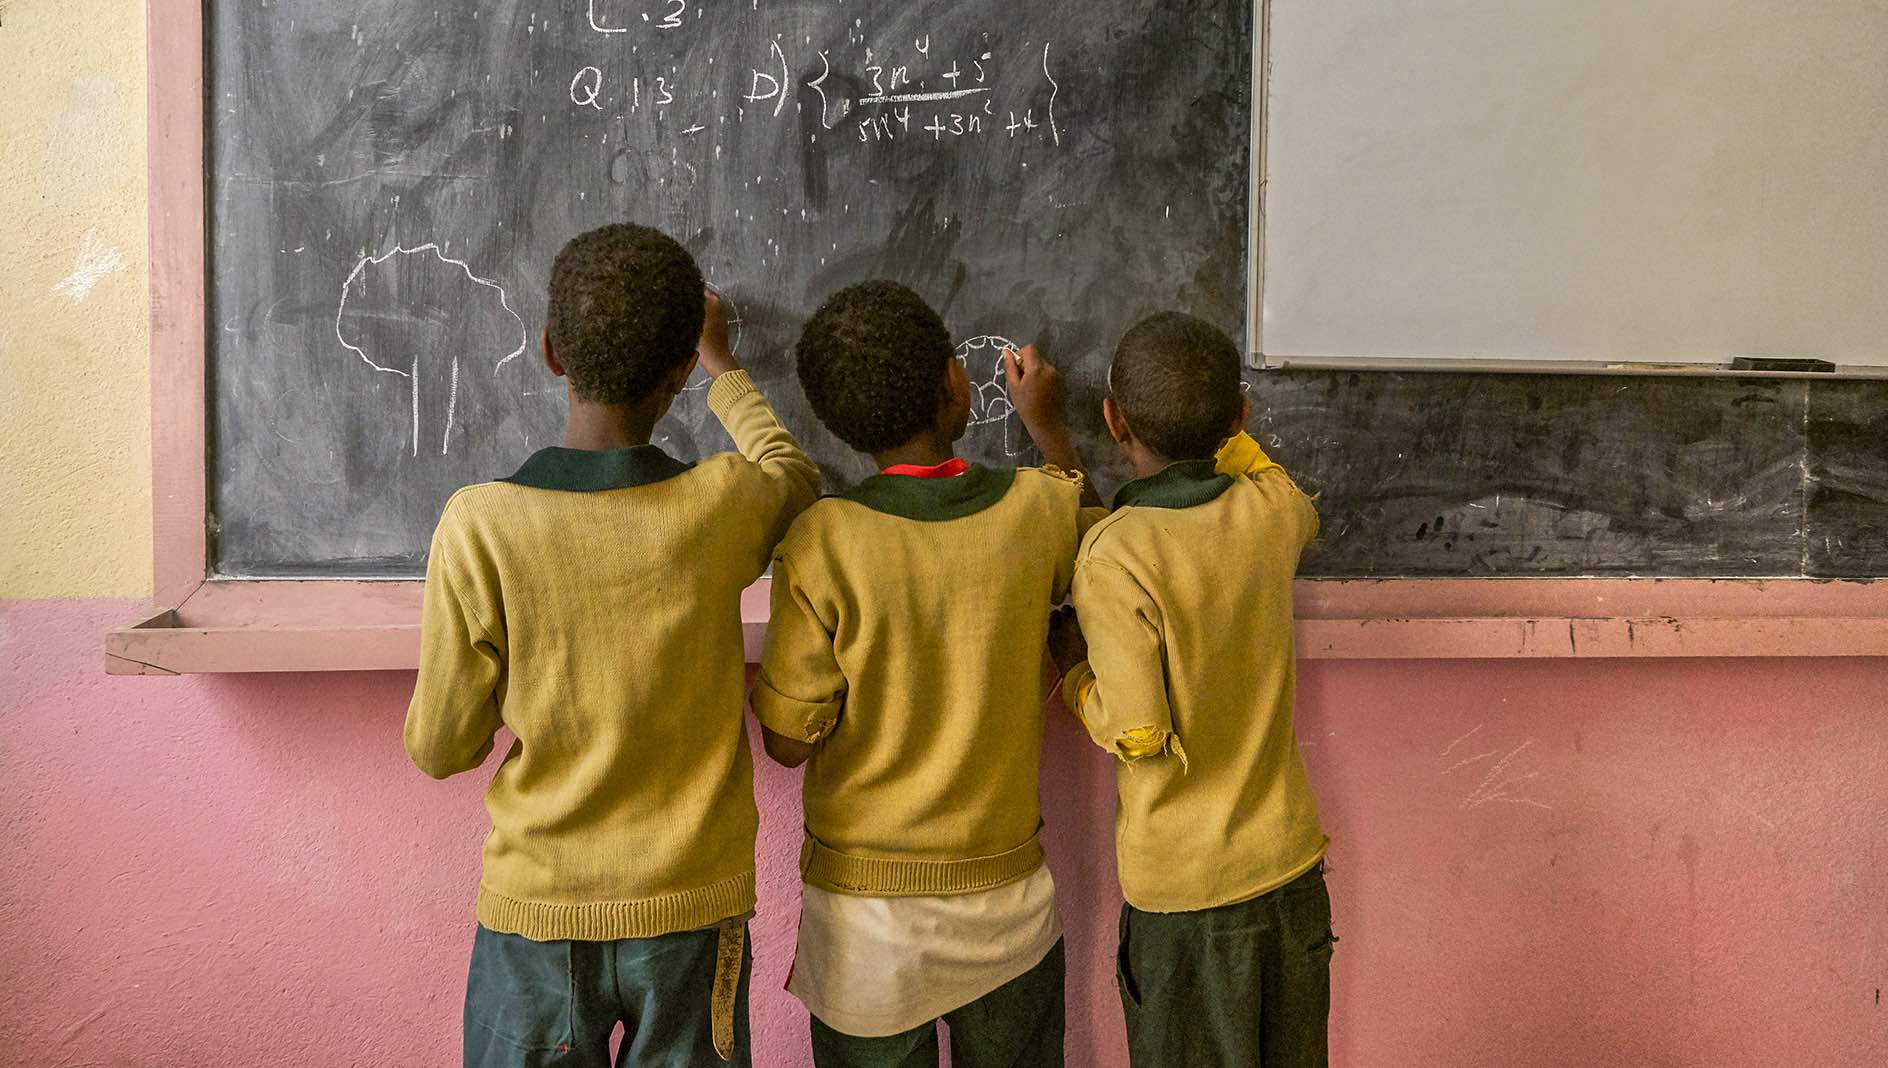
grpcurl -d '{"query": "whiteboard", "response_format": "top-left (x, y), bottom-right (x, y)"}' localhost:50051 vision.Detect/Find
top-left (1255, 0), bottom-right (1888, 369)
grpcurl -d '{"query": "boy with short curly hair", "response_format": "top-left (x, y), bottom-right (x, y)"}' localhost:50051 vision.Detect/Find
top-left (754, 279), bottom-right (1096, 1067)
top-left (1051, 311), bottom-right (1333, 1067)
top-left (405, 223), bottom-right (819, 1066)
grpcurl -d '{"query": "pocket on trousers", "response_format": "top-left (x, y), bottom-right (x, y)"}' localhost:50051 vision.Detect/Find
top-left (1116, 905), bottom-right (1144, 1010)
top-left (1308, 928), bottom-right (1339, 962)
top-left (1290, 868), bottom-right (1338, 963)
top-left (465, 927), bottom-right (578, 1053)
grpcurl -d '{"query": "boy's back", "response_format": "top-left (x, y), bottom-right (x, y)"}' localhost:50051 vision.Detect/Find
top-left (1069, 456), bottom-right (1325, 910)
top-left (761, 464), bottom-right (1083, 891)
top-left (1057, 311), bottom-right (1334, 1067)
top-left (753, 280), bottom-right (1095, 1062)
top-left (405, 224), bottom-right (816, 1067)
top-left (410, 374), bottom-right (813, 934)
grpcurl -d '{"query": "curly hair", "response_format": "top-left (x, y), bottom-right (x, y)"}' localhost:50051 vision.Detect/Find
top-left (1110, 312), bottom-right (1246, 461)
top-left (796, 280), bottom-right (954, 454)
top-left (545, 224), bottom-right (704, 405)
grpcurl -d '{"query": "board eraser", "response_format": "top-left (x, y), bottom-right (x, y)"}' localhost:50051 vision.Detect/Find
top-left (1731, 357), bottom-right (1836, 373)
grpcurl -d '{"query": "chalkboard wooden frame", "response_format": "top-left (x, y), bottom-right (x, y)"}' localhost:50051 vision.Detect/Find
top-left (103, 1), bottom-right (1888, 674)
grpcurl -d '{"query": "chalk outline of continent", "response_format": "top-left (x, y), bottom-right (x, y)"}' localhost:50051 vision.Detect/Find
top-left (335, 243), bottom-right (529, 456)
top-left (956, 334), bottom-right (1028, 458)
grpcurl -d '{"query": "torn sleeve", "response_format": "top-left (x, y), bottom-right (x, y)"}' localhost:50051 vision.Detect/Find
top-left (1218, 430), bottom-right (1322, 546)
top-left (752, 552), bottom-right (846, 744)
top-left (1066, 559), bottom-right (1184, 767)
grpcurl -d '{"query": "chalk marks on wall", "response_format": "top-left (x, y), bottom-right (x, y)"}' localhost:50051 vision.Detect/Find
top-left (335, 243), bottom-right (528, 456)
top-left (51, 229), bottom-right (128, 304)
top-left (956, 334), bottom-right (1029, 458)
top-left (1439, 724), bottom-right (1553, 812)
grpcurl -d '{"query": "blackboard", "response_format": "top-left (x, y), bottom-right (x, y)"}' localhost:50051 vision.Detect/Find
top-left (207, 2), bottom-right (1887, 582)
top-left (1257, 372), bottom-right (1887, 579)
top-left (208, 0), bottom-right (1254, 577)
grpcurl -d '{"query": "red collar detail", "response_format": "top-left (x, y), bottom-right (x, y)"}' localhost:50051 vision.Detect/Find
top-left (880, 457), bottom-right (971, 479)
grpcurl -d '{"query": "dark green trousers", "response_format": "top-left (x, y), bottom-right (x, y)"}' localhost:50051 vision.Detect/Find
top-left (463, 924), bottom-right (751, 1068)
top-left (1118, 864), bottom-right (1335, 1067)
top-left (809, 939), bottom-right (1066, 1068)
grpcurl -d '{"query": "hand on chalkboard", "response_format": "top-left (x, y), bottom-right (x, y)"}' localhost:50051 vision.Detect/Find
top-left (1005, 344), bottom-right (1067, 432)
top-left (1047, 604), bottom-right (1089, 676)
top-left (697, 289), bottom-right (740, 378)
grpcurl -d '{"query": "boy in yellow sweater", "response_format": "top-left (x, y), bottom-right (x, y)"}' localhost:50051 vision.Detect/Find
top-left (752, 280), bottom-right (1099, 1067)
top-left (404, 223), bottom-right (819, 1067)
top-left (1050, 312), bottom-right (1334, 1067)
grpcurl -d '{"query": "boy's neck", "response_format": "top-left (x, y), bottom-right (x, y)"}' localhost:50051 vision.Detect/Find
top-left (562, 395), bottom-right (664, 451)
top-left (872, 433), bottom-right (958, 472)
top-left (1123, 442), bottom-right (1182, 480)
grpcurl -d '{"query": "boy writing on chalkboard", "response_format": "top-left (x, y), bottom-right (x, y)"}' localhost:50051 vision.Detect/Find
top-left (750, 280), bottom-right (1101, 1067)
top-left (404, 223), bottom-right (819, 1067)
top-left (1048, 312), bottom-right (1333, 1067)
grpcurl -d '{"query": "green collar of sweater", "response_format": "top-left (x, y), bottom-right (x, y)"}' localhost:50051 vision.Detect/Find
top-left (844, 464), bottom-right (1017, 521)
top-left (1113, 459), bottom-right (1235, 510)
top-left (502, 445), bottom-right (695, 492)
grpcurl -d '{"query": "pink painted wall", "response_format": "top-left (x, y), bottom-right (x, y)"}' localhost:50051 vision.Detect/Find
top-left (3, 598), bottom-right (1885, 1066)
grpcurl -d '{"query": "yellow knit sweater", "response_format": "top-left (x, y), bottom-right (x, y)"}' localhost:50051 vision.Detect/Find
top-left (1064, 433), bottom-right (1328, 912)
top-left (753, 465), bottom-right (1086, 896)
top-left (404, 371), bottom-right (818, 940)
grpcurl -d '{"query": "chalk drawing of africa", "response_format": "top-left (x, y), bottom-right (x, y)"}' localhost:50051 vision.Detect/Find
top-left (335, 244), bottom-right (529, 457)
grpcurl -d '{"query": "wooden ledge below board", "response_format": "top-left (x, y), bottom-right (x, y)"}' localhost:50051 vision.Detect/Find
top-left (104, 578), bottom-right (1888, 676)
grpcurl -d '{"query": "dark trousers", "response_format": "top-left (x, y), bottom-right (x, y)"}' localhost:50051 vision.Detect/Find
top-left (809, 938), bottom-right (1066, 1068)
top-left (464, 924), bottom-right (752, 1068)
top-left (1118, 864), bottom-right (1335, 1067)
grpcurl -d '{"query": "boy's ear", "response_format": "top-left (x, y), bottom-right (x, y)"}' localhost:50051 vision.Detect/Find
top-left (664, 352), bottom-right (701, 396)
top-left (541, 329), bottom-right (566, 378)
top-left (1229, 394), bottom-right (1251, 437)
top-left (1102, 396), bottom-right (1133, 446)
top-left (943, 358), bottom-right (973, 430)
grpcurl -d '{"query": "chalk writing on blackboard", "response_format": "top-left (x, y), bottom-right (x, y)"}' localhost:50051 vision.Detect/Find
top-left (563, 20), bottom-right (1065, 151)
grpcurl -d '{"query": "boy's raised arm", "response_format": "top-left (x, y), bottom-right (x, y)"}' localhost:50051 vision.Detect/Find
top-left (404, 506), bottom-right (504, 780)
top-left (1007, 344), bottom-right (1105, 511)
top-left (699, 293), bottom-right (821, 556)
top-left (1217, 429), bottom-right (1321, 545)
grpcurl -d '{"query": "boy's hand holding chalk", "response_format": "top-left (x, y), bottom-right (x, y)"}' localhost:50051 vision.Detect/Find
top-left (1005, 343), bottom-right (1066, 433)
top-left (1006, 343), bottom-right (1104, 509)
top-left (696, 288), bottom-right (740, 378)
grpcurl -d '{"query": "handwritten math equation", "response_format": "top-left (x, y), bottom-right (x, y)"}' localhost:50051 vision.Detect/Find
top-left (570, 1), bottom-right (1065, 148)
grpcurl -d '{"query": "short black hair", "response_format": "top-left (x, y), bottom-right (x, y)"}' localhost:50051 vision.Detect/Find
top-left (796, 280), bottom-right (954, 454)
top-left (546, 223), bottom-right (704, 405)
top-left (1110, 312), bottom-right (1245, 460)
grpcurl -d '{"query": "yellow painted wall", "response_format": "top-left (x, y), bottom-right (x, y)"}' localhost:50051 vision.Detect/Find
top-left (0, 1), bottom-right (152, 598)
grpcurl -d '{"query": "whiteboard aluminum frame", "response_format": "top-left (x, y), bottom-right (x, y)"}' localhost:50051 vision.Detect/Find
top-left (1243, 0), bottom-right (1888, 380)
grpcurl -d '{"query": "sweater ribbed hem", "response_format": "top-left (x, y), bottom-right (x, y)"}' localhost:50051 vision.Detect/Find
top-left (800, 834), bottom-right (1045, 897)
top-left (476, 870), bottom-right (756, 941)
top-left (1122, 843), bottom-right (1328, 914)
top-left (706, 369), bottom-right (758, 412)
